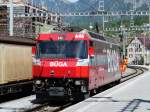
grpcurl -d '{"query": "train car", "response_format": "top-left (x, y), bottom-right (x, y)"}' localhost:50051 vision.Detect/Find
top-left (0, 36), bottom-right (36, 95)
top-left (33, 30), bottom-right (121, 101)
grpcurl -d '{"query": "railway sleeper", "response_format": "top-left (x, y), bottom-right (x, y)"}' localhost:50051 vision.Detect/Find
top-left (0, 81), bottom-right (33, 96)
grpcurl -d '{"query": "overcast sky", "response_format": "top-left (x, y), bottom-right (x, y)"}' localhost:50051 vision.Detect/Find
top-left (68, 0), bottom-right (79, 3)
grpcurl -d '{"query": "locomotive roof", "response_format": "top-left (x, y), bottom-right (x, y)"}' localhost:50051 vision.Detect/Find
top-left (81, 29), bottom-right (120, 46)
top-left (37, 29), bottom-right (120, 46)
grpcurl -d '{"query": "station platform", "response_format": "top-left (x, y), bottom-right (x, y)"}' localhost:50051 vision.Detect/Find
top-left (62, 67), bottom-right (150, 112)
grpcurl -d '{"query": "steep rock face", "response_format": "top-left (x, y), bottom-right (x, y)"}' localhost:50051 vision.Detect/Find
top-left (34, 0), bottom-right (148, 12)
top-left (125, 0), bottom-right (148, 8)
top-left (33, 0), bottom-right (148, 26)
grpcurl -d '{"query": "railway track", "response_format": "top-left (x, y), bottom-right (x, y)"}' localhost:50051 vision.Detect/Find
top-left (0, 66), bottom-right (147, 112)
top-left (30, 102), bottom-right (72, 112)
top-left (28, 66), bottom-right (147, 112)
top-left (121, 66), bottom-right (146, 82)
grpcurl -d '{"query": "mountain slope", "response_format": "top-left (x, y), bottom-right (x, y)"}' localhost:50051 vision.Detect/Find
top-left (34, 0), bottom-right (149, 12)
top-left (34, 0), bottom-right (149, 28)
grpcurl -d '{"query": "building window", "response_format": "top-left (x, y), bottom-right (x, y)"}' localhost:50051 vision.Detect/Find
top-left (138, 44), bottom-right (141, 48)
top-left (135, 48), bottom-right (138, 52)
top-left (135, 48), bottom-right (142, 52)
top-left (132, 43), bottom-right (136, 47)
top-left (129, 48), bottom-right (133, 52)
top-left (129, 54), bottom-right (133, 58)
top-left (139, 48), bottom-right (142, 52)
top-left (25, 6), bottom-right (30, 13)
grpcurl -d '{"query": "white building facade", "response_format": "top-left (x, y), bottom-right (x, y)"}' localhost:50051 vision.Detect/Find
top-left (127, 37), bottom-right (150, 65)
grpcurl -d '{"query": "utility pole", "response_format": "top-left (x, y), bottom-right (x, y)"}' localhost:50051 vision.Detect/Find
top-left (148, 0), bottom-right (150, 31)
top-left (120, 24), bottom-right (126, 59)
top-left (130, 0), bottom-right (136, 28)
top-left (9, 0), bottom-right (14, 36)
top-left (98, 0), bottom-right (104, 35)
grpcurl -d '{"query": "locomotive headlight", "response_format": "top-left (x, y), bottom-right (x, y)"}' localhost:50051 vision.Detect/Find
top-left (35, 80), bottom-right (44, 89)
top-left (75, 80), bottom-right (81, 85)
top-left (35, 80), bottom-right (41, 85)
top-left (75, 80), bottom-right (86, 85)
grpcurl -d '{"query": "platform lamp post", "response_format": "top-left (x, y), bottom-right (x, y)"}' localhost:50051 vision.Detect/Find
top-left (9, 0), bottom-right (13, 36)
top-left (119, 33), bottom-right (123, 60)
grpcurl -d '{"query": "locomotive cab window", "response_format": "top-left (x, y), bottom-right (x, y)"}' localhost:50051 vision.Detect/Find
top-left (36, 40), bottom-right (88, 59)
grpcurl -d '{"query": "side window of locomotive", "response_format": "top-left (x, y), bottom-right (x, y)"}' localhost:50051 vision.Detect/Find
top-left (94, 41), bottom-right (105, 66)
top-left (79, 41), bottom-right (88, 59)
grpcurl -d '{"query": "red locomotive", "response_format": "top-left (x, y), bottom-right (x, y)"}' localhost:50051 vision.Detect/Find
top-left (32, 30), bottom-right (121, 101)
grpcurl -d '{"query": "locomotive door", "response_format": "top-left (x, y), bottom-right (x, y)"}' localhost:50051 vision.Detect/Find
top-left (89, 41), bottom-right (97, 90)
